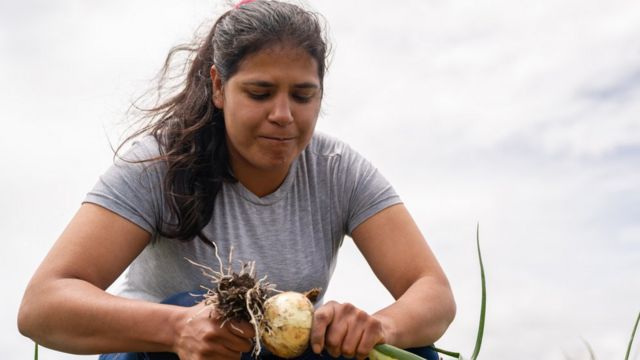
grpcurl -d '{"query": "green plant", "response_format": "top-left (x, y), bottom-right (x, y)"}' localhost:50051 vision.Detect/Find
top-left (430, 223), bottom-right (486, 360)
top-left (582, 338), bottom-right (597, 360)
top-left (576, 311), bottom-right (639, 360)
top-left (625, 312), bottom-right (640, 360)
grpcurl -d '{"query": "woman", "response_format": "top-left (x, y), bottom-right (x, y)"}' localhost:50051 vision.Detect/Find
top-left (18, 1), bottom-right (456, 359)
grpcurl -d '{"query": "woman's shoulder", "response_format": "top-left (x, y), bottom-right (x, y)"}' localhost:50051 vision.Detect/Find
top-left (302, 132), bottom-right (376, 178)
top-left (116, 134), bottom-right (163, 164)
top-left (307, 131), bottom-right (351, 158)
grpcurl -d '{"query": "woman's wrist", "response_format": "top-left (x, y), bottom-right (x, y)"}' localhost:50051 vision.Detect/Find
top-left (372, 312), bottom-right (399, 346)
top-left (166, 304), bottom-right (191, 353)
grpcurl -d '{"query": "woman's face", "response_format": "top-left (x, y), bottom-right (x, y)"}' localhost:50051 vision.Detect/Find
top-left (211, 45), bottom-right (322, 180)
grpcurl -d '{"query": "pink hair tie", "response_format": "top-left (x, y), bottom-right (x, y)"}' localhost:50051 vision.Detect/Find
top-left (235, 0), bottom-right (256, 9)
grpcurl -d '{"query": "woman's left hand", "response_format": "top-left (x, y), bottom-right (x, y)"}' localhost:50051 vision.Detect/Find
top-left (309, 300), bottom-right (392, 359)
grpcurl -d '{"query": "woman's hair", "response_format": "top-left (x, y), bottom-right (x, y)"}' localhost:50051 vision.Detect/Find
top-left (119, 0), bottom-right (329, 245)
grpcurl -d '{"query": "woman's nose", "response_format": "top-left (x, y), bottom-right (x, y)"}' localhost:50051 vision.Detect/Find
top-left (268, 94), bottom-right (294, 126)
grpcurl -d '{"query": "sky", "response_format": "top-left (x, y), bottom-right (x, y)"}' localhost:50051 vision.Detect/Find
top-left (1, 0), bottom-right (639, 359)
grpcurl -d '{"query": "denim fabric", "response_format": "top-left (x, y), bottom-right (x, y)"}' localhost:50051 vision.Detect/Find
top-left (99, 292), bottom-right (439, 360)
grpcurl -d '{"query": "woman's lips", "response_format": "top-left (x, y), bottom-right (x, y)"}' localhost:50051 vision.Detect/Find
top-left (259, 135), bottom-right (295, 142)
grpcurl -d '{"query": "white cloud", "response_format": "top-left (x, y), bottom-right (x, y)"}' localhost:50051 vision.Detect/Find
top-left (318, 0), bottom-right (640, 159)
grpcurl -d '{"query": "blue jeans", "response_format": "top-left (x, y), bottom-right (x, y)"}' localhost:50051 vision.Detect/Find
top-left (99, 292), bottom-right (439, 360)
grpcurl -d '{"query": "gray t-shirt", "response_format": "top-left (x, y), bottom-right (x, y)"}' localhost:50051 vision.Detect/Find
top-left (84, 132), bottom-right (401, 303)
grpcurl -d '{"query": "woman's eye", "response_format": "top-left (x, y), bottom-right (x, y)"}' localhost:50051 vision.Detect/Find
top-left (248, 91), bottom-right (270, 100)
top-left (293, 93), bottom-right (315, 103)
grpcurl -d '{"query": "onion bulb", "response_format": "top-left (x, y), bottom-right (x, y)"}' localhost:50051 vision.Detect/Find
top-left (260, 291), bottom-right (314, 358)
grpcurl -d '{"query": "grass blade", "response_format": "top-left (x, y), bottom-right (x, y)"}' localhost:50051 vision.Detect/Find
top-left (625, 312), bottom-right (640, 360)
top-left (470, 222), bottom-right (486, 360)
top-left (429, 345), bottom-right (461, 358)
top-left (580, 338), bottom-right (596, 360)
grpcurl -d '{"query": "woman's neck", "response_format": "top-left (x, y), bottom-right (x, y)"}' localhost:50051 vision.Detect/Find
top-left (231, 162), bottom-right (291, 198)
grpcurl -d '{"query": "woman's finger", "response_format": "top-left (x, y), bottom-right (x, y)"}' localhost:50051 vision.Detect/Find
top-left (203, 321), bottom-right (254, 353)
top-left (310, 302), bottom-right (336, 353)
top-left (355, 317), bottom-right (386, 360)
top-left (324, 302), bottom-right (358, 358)
top-left (324, 317), bottom-right (348, 358)
top-left (227, 319), bottom-right (256, 339)
top-left (339, 313), bottom-right (369, 359)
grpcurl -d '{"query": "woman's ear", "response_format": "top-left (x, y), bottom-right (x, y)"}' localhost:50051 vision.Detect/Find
top-left (210, 65), bottom-right (224, 109)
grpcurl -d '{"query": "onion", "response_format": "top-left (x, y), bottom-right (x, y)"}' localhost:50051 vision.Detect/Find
top-left (260, 291), bottom-right (314, 358)
top-left (259, 292), bottom-right (425, 360)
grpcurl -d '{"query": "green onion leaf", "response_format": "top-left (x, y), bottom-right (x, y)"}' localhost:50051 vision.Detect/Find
top-left (371, 344), bottom-right (426, 360)
top-left (625, 312), bottom-right (640, 360)
top-left (429, 345), bottom-right (461, 358)
top-left (471, 222), bottom-right (486, 360)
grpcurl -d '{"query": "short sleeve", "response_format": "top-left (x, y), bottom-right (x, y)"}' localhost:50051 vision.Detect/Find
top-left (336, 144), bottom-right (402, 236)
top-left (83, 136), bottom-right (166, 235)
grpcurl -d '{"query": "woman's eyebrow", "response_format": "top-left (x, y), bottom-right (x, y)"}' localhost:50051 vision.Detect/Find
top-left (293, 82), bottom-right (320, 89)
top-left (242, 80), bottom-right (274, 88)
top-left (241, 80), bottom-right (320, 89)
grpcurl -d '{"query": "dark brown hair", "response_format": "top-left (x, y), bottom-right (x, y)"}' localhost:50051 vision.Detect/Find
top-left (118, 0), bottom-right (329, 245)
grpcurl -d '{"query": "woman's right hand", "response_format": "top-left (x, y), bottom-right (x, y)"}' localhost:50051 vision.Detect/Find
top-left (173, 301), bottom-right (256, 360)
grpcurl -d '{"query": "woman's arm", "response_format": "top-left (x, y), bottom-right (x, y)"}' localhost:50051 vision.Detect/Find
top-left (310, 204), bottom-right (455, 358)
top-left (17, 203), bottom-right (254, 357)
top-left (353, 203), bottom-right (456, 348)
top-left (18, 203), bottom-right (176, 353)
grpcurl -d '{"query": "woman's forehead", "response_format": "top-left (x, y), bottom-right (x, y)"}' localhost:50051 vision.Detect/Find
top-left (233, 46), bottom-right (321, 83)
